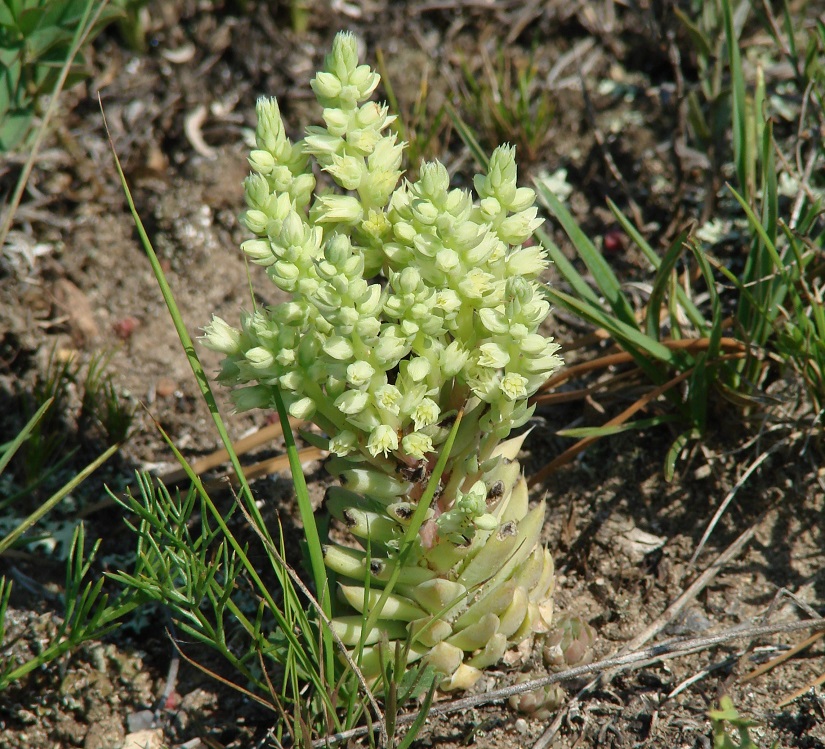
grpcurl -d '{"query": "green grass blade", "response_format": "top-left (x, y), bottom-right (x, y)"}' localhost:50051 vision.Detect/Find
top-left (557, 414), bottom-right (679, 439)
top-left (723, 0), bottom-right (749, 198)
top-left (535, 181), bottom-right (638, 328)
top-left (105, 113), bottom-right (339, 717)
top-left (0, 396), bottom-right (53, 476)
top-left (361, 410), bottom-right (464, 638)
top-left (664, 428), bottom-right (701, 481)
top-left (0, 0), bottom-right (108, 245)
top-left (445, 100), bottom-right (489, 171)
top-left (102, 105), bottom-right (274, 536)
top-left (0, 442), bottom-right (119, 556)
top-left (397, 678), bottom-right (438, 749)
top-left (271, 387), bottom-right (335, 681)
top-left (607, 199), bottom-right (709, 332)
top-left (545, 287), bottom-right (680, 370)
top-left (646, 229), bottom-right (690, 341)
top-left (535, 225), bottom-right (604, 309)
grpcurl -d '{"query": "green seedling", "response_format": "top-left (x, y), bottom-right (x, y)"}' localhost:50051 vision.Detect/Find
top-left (376, 48), bottom-right (451, 180)
top-left (709, 696), bottom-right (777, 749)
top-left (0, 0), bottom-right (147, 151)
top-left (456, 42), bottom-right (555, 164)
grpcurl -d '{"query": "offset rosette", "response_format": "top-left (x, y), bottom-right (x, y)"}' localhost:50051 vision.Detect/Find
top-left (323, 432), bottom-right (555, 689)
top-left (203, 31), bottom-right (564, 690)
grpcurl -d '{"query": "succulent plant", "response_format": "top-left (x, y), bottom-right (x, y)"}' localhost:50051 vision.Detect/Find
top-left (542, 614), bottom-right (597, 671)
top-left (508, 674), bottom-right (565, 719)
top-left (203, 31), bottom-right (563, 690)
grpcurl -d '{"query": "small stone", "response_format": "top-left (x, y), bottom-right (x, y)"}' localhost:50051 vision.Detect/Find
top-left (84, 717), bottom-right (125, 749)
top-left (122, 729), bottom-right (164, 749)
top-left (126, 709), bottom-right (155, 733)
top-left (155, 377), bottom-right (177, 397)
top-left (514, 718), bottom-right (529, 735)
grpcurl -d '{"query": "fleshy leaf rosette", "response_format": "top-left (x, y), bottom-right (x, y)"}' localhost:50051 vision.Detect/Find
top-left (203, 31), bottom-right (563, 690)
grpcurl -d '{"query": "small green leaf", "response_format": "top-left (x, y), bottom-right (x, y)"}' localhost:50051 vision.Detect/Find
top-left (664, 428), bottom-right (701, 481)
top-left (673, 6), bottom-right (712, 59)
top-left (557, 414), bottom-right (678, 439)
top-left (536, 181), bottom-right (638, 329)
top-left (0, 109), bottom-right (35, 151)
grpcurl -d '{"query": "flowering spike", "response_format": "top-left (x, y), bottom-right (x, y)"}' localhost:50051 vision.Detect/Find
top-left (204, 31), bottom-right (572, 691)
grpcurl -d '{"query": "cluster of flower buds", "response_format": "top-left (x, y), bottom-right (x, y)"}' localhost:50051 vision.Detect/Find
top-left (204, 31), bottom-right (565, 690)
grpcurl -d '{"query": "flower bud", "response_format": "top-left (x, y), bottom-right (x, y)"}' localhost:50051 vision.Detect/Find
top-left (440, 341), bottom-right (469, 377)
top-left (254, 97), bottom-right (286, 154)
top-left (322, 107), bottom-right (350, 136)
top-left (202, 316), bottom-right (242, 355)
top-left (346, 360), bottom-right (375, 388)
top-left (500, 372), bottom-right (528, 400)
top-left (245, 346), bottom-right (276, 370)
top-left (405, 357), bottom-right (430, 382)
top-left (325, 154), bottom-right (364, 191)
top-left (329, 430), bottom-right (358, 456)
top-left (232, 385), bottom-right (271, 412)
top-left (288, 396), bottom-right (316, 419)
top-left (310, 71), bottom-right (343, 102)
top-left (418, 161), bottom-right (449, 199)
top-left (324, 336), bottom-right (355, 361)
top-left (498, 207), bottom-right (542, 245)
top-left (315, 194), bottom-right (364, 224)
top-left (335, 390), bottom-right (370, 415)
top-left (478, 343), bottom-right (510, 369)
top-left (374, 384), bottom-right (401, 415)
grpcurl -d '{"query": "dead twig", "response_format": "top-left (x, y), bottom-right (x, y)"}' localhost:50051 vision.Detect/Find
top-left (158, 419), bottom-right (302, 485)
top-left (689, 441), bottom-right (784, 564)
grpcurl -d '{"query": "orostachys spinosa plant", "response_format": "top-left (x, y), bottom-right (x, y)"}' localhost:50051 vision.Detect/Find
top-left (203, 31), bottom-right (563, 691)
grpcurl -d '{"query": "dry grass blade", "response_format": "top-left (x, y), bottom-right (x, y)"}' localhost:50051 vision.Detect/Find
top-left (158, 419), bottom-right (303, 485)
top-left (689, 440), bottom-right (785, 564)
top-left (529, 340), bottom-right (747, 486)
top-left (168, 634), bottom-right (279, 713)
top-left (529, 367), bottom-right (695, 487)
top-left (741, 630), bottom-right (824, 686)
top-left (199, 446), bottom-right (325, 494)
top-left (778, 668), bottom-right (825, 707)
top-left (530, 515), bottom-right (763, 749)
top-left (537, 337), bottom-right (747, 394)
top-left (311, 617), bottom-right (825, 747)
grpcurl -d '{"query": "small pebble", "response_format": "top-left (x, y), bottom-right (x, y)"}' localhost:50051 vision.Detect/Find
top-left (126, 709), bottom-right (154, 733)
top-left (122, 729), bottom-right (164, 749)
top-left (155, 377), bottom-right (177, 397)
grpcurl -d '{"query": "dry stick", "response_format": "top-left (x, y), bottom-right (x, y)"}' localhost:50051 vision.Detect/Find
top-left (158, 419), bottom-right (301, 485)
top-left (530, 348), bottom-right (747, 486)
top-left (529, 367), bottom-right (695, 488)
top-left (78, 442), bottom-right (322, 518)
top-left (198, 446), bottom-right (325, 494)
top-left (689, 441), bottom-right (784, 565)
top-left (531, 517), bottom-right (762, 749)
top-left (667, 653), bottom-right (741, 700)
top-left (741, 630), bottom-right (825, 685)
top-left (312, 618), bottom-right (825, 747)
top-left (778, 669), bottom-right (825, 707)
top-left (537, 337), bottom-right (746, 393)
